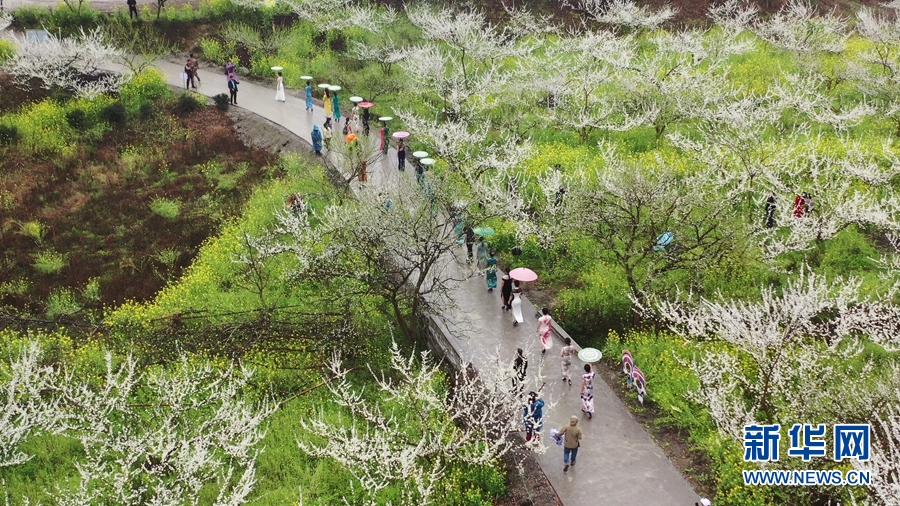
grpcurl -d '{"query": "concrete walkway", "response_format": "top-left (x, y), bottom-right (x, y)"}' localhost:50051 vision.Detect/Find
top-left (149, 59), bottom-right (703, 506)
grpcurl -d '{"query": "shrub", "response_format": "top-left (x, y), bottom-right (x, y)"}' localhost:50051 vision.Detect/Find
top-left (17, 220), bottom-right (46, 244)
top-left (212, 93), bottom-right (230, 111)
top-left (99, 102), bottom-right (126, 125)
top-left (119, 68), bottom-right (170, 114)
top-left (175, 93), bottom-right (203, 116)
top-left (198, 37), bottom-right (236, 65)
top-left (46, 288), bottom-right (82, 318)
top-left (33, 250), bottom-right (67, 275)
top-left (10, 6), bottom-right (46, 28)
top-left (138, 102), bottom-right (154, 120)
top-left (66, 108), bottom-right (87, 129)
top-left (0, 124), bottom-right (20, 146)
top-left (0, 39), bottom-right (15, 63)
top-left (150, 198), bottom-right (181, 220)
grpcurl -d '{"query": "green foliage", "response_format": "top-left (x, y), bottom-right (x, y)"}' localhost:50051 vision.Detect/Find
top-left (174, 92), bottom-right (204, 116)
top-left (0, 124), bottom-right (21, 146)
top-left (17, 220), bottom-right (47, 244)
top-left (212, 93), bottom-right (230, 111)
top-left (822, 226), bottom-right (879, 277)
top-left (99, 102), bottom-right (126, 126)
top-left (0, 39), bottom-right (15, 63)
top-left (118, 68), bottom-right (171, 115)
top-left (65, 108), bottom-right (87, 129)
top-left (33, 250), bottom-right (67, 275)
top-left (198, 37), bottom-right (236, 65)
top-left (149, 197), bottom-right (181, 220)
top-left (46, 288), bottom-right (82, 318)
top-left (556, 262), bottom-right (633, 346)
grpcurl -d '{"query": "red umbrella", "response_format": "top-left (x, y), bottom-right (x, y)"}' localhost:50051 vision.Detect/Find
top-left (359, 102), bottom-right (375, 108)
top-left (509, 267), bottom-right (538, 282)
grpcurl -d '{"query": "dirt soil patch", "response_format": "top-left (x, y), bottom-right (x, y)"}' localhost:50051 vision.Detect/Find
top-left (495, 436), bottom-right (562, 506)
top-left (0, 82), bottom-right (278, 316)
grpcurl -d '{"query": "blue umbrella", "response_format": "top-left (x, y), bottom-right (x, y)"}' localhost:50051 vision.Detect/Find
top-left (653, 231), bottom-right (674, 252)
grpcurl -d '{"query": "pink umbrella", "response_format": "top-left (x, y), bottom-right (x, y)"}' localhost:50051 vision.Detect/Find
top-left (392, 131), bottom-right (410, 139)
top-left (509, 267), bottom-right (538, 282)
top-left (359, 102), bottom-right (375, 108)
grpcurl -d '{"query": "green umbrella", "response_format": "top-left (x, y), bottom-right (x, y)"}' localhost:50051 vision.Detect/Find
top-left (473, 226), bottom-right (494, 236)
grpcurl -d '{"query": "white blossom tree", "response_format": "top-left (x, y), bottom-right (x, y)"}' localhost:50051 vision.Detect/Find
top-left (565, 0), bottom-right (677, 32)
top-left (642, 268), bottom-right (900, 438)
top-left (0, 12), bottom-right (11, 33)
top-left (752, 0), bottom-right (849, 55)
top-left (2, 28), bottom-right (128, 99)
top-left (0, 341), bottom-right (62, 468)
top-left (298, 341), bottom-right (551, 504)
top-left (852, 3), bottom-right (900, 137)
top-left (754, 144), bottom-right (900, 259)
top-left (55, 353), bottom-right (274, 506)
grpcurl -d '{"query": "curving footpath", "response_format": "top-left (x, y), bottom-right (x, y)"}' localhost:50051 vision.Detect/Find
top-left (147, 58), bottom-right (704, 506)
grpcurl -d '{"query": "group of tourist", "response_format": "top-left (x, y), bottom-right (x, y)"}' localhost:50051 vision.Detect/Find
top-left (517, 332), bottom-right (594, 473)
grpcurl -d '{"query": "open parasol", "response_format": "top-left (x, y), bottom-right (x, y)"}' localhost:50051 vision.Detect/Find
top-left (473, 226), bottom-right (494, 236)
top-left (509, 267), bottom-right (537, 282)
top-left (317, 83), bottom-right (331, 89)
top-left (328, 85), bottom-right (341, 92)
top-left (359, 102), bottom-right (375, 108)
top-left (420, 158), bottom-right (436, 166)
top-left (270, 66), bottom-right (283, 71)
top-left (392, 131), bottom-right (410, 139)
top-left (578, 348), bottom-right (602, 363)
top-left (300, 75), bottom-right (313, 80)
top-left (412, 151), bottom-right (428, 158)
top-left (349, 96), bottom-right (363, 103)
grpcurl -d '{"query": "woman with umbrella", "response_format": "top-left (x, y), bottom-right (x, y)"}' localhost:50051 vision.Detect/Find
top-left (397, 138), bottom-right (406, 170)
top-left (362, 106), bottom-right (371, 136)
top-left (305, 81), bottom-right (313, 112)
top-left (485, 251), bottom-right (498, 292)
top-left (323, 90), bottom-right (332, 120)
top-left (311, 125), bottom-right (323, 155)
top-left (380, 121), bottom-right (391, 154)
top-left (475, 237), bottom-right (489, 275)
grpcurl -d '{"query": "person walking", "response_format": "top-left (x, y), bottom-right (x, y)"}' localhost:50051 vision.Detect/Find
top-left (311, 125), bottom-right (323, 156)
top-left (275, 72), bottom-right (286, 102)
top-left (557, 416), bottom-right (583, 472)
top-left (187, 54), bottom-right (200, 88)
top-left (397, 138), bottom-right (406, 170)
top-left (380, 122), bottom-right (390, 154)
top-left (513, 348), bottom-right (527, 396)
top-left (560, 337), bottom-right (576, 385)
top-left (511, 280), bottom-right (524, 326)
top-left (581, 363), bottom-right (595, 419)
top-left (500, 268), bottom-right (513, 311)
top-left (305, 81), bottom-right (313, 112)
top-left (323, 91), bottom-right (332, 120)
top-left (332, 92), bottom-right (341, 123)
top-left (464, 226), bottom-right (475, 263)
top-left (524, 392), bottom-right (545, 442)
top-left (127, 0), bottom-right (138, 19)
top-left (362, 106), bottom-right (371, 136)
top-left (485, 251), bottom-right (498, 292)
top-left (323, 117), bottom-right (333, 149)
top-left (537, 307), bottom-right (553, 354)
top-left (416, 159), bottom-right (426, 185)
top-left (475, 237), bottom-right (488, 275)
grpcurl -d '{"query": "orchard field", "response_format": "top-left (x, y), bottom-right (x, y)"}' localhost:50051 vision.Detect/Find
top-left (2, 0), bottom-right (900, 505)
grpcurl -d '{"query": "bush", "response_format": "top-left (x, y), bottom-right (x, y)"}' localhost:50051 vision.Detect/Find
top-left (33, 250), bottom-right (67, 275)
top-left (212, 93), bottom-right (230, 111)
top-left (119, 68), bottom-right (170, 115)
top-left (0, 39), bottom-right (15, 64)
top-left (556, 262), bottom-right (633, 347)
top-left (99, 102), bottom-right (126, 125)
top-left (0, 124), bottom-right (20, 146)
top-left (174, 93), bottom-right (203, 116)
top-left (10, 6), bottom-right (47, 29)
top-left (65, 109), bottom-right (87, 129)
top-left (138, 102), bottom-right (155, 120)
top-left (150, 198), bottom-right (181, 220)
top-left (46, 288), bottom-right (82, 318)
top-left (198, 37), bottom-right (236, 65)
